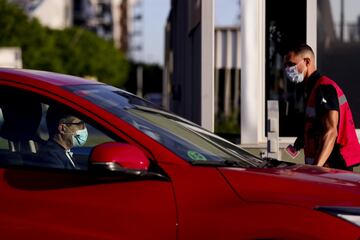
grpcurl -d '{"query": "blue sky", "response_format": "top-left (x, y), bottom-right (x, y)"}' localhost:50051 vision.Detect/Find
top-left (141, 0), bottom-right (170, 64)
top-left (142, 0), bottom-right (239, 65)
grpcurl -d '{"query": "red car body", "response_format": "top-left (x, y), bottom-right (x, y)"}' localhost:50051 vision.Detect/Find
top-left (0, 68), bottom-right (360, 239)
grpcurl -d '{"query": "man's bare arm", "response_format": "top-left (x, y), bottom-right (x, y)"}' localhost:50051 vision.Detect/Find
top-left (316, 110), bottom-right (338, 167)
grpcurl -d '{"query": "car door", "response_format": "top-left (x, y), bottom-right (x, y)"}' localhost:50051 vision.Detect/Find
top-left (0, 86), bottom-right (177, 239)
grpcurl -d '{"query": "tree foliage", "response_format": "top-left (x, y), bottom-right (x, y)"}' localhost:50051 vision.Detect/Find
top-left (0, 0), bottom-right (129, 86)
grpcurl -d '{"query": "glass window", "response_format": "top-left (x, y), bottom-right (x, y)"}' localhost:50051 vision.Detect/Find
top-left (39, 103), bottom-right (115, 170)
top-left (317, 0), bottom-right (360, 127)
top-left (0, 87), bottom-right (115, 170)
top-left (67, 84), bottom-right (264, 168)
top-left (0, 108), bottom-right (8, 150)
top-left (265, 0), bottom-right (307, 137)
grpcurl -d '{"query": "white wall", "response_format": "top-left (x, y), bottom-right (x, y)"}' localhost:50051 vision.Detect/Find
top-left (0, 48), bottom-right (22, 68)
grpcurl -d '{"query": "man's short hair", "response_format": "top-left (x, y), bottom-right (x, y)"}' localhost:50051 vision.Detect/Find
top-left (288, 43), bottom-right (314, 57)
top-left (46, 105), bottom-right (75, 137)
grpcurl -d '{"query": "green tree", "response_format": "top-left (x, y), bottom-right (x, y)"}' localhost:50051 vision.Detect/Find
top-left (0, 0), bottom-right (129, 86)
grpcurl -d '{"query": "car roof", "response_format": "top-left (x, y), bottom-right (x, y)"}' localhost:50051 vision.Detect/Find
top-left (0, 68), bottom-right (101, 86)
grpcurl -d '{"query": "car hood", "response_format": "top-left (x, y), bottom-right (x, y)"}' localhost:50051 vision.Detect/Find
top-left (219, 164), bottom-right (360, 207)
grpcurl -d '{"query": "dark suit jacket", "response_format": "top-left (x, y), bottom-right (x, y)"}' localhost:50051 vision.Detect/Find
top-left (38, 139), bottom-right (77, 170)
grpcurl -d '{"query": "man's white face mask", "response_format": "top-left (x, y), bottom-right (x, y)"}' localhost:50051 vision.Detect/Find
top-left (285, 61), bottom-right (305, 84)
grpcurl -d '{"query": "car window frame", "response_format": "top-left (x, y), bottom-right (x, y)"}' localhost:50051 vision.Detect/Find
top-left (0, 82), bottom-right (152, 171)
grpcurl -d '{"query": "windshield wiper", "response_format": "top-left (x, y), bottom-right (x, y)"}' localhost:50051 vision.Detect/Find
top-left (257, 158), bottom-right (273, 168)
top-left (257, 157), bottom-right (295, 168)
top-left (191, 160), bottom-right (227, 166)
top-left (223, 159), bottom-right (249, 168)
top-left (191, 159), bottom-right (251, 168)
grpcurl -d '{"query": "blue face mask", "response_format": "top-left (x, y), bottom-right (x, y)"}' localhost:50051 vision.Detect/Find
top-left (72, 128), bottom-right (88, 147)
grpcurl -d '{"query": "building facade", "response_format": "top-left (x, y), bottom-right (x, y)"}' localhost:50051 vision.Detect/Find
top-left (10, 0), bottom-right (73, 29)
top-left (11, 0), bottom-right (126, 49)
top-left (163, 0), bottom-right (214, 131)
top-left (165, 0), bottom-right (360, 160)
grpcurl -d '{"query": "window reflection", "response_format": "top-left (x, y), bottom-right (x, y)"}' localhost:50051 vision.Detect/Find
top-left (318, 0), bottom-right (360, 127)
top-left (265, 0), bottom-right (306, 137)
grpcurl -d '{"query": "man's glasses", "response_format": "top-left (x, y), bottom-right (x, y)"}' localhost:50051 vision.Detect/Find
top-left (63, 121), bottom-right (85, 126)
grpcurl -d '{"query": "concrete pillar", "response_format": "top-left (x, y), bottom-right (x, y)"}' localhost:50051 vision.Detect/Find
top-left (224, 68), bottom-right (231, 117)
top-left (201, 0), bottom-right (215, 131)
top-left (215, 29), bottom-right (222, 117)
top-left (234, 69), bottom-right (240, 111)
top-left (307, 0), bottom-right (317, 60)
top-left (224, 29), bottom-right (232, 117)
top-left (136, 65), bottom-right (143, 98)
top-left (241, 0), bottom-right (266, 144)
top-left (215, 69), bottom-right (219, 116)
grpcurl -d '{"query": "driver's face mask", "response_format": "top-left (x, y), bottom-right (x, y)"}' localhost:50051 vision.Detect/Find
top-left (72, 127), bottom-right (88, 147)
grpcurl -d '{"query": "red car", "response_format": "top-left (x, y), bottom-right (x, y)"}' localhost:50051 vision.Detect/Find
top-left (0, 68), bottom-right (360, 239)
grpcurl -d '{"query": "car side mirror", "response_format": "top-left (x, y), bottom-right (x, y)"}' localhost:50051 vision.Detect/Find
top-left (89, 142), bottom-right (150, 176)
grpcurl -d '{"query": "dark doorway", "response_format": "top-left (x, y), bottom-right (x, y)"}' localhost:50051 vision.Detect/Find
top-left (265, 0), bottom-right (307, 137)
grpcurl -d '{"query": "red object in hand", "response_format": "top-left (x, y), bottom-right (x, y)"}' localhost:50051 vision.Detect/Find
top-left (286, 144), bottom-right (299, 158)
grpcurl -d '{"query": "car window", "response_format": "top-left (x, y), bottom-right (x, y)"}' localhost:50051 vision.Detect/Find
top-left (66, 84), bottom-right (263, 168)
top-left (39, 103), bottom-right (116, 170)
top-left (0, 108), bottom-right (8, 150)
top-left (0, 87), bottom-right (115, 171)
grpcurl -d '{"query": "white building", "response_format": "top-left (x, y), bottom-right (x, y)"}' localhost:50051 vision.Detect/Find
top-left (0, 47), bottom-right (22, 68)
top-left (11, 0), bottom-right (125, 48)
top-left (24, 0), bottom-right (73, 29)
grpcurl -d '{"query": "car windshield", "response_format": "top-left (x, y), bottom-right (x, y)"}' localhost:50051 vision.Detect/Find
top-left (65, 84), bottom-right (264, 168)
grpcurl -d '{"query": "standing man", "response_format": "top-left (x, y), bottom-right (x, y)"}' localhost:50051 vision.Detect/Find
top-left (284, 44), bottom-right (360, 170)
